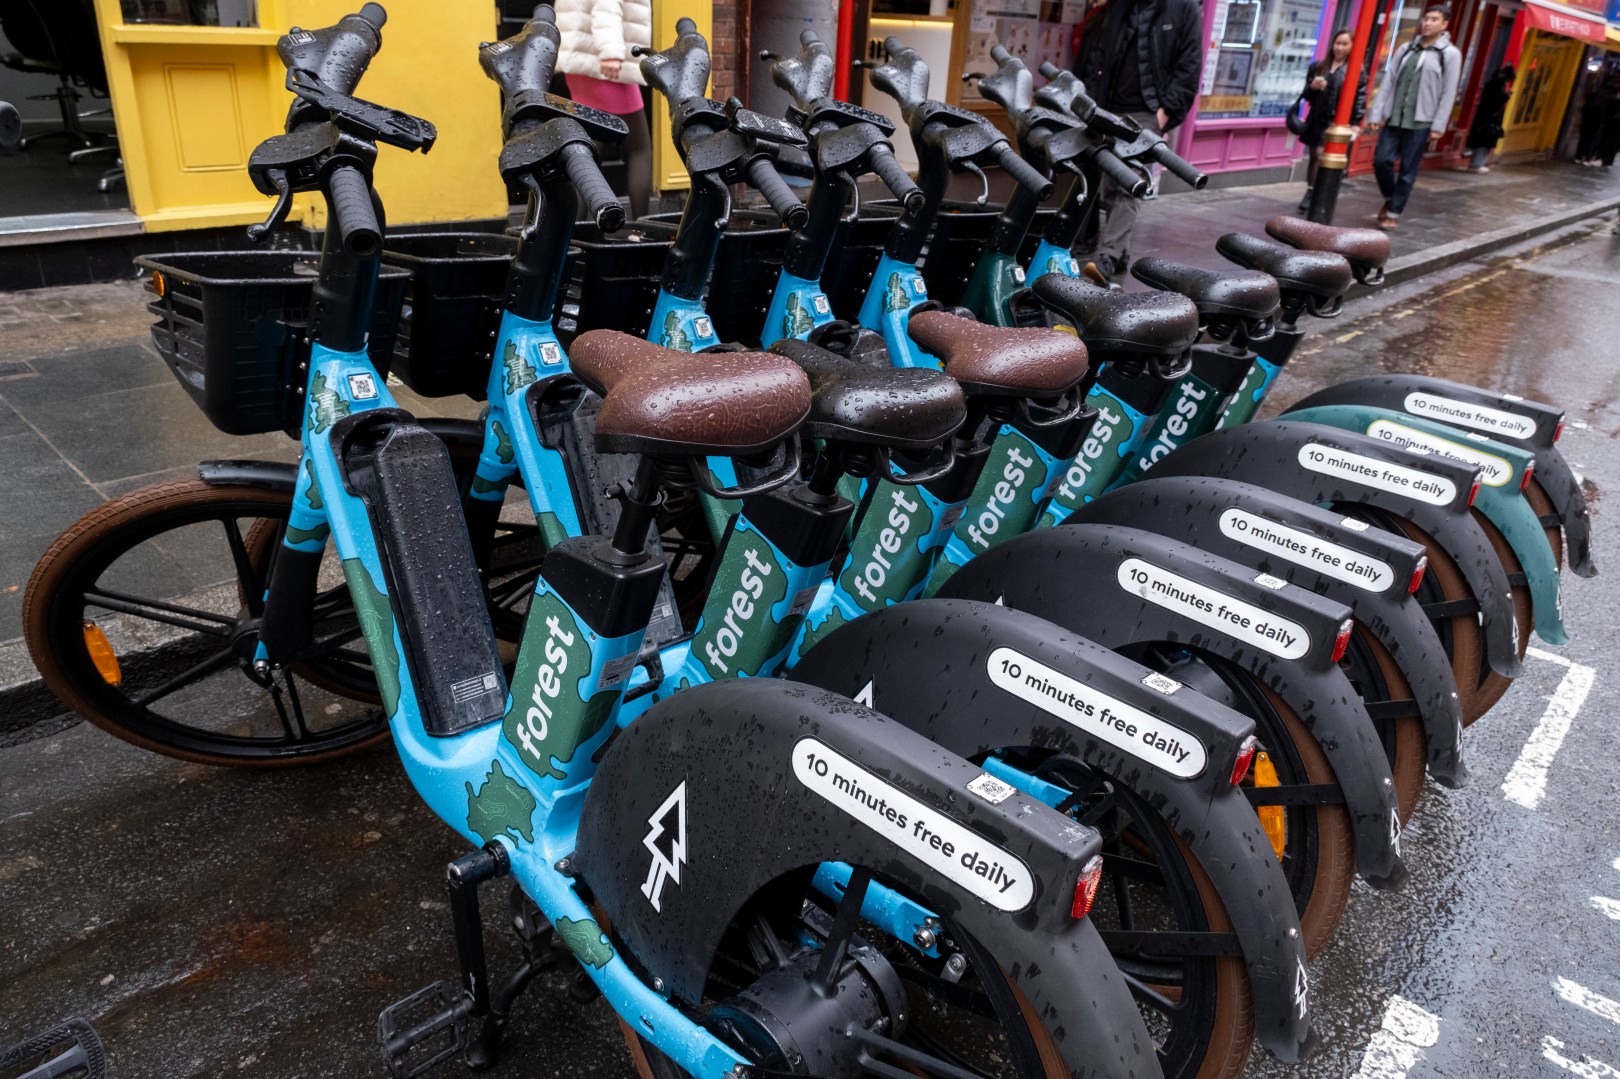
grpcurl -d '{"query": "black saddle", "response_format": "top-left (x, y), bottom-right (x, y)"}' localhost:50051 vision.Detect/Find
top-left (770, 339), bottom-right (966, 452)
top-left (1216, 233), bottom-right (1353, 302)
top-left (1032, 275), bottom-right (1200, 358)
top-left (1130, 257), bottom-right (1280, 326)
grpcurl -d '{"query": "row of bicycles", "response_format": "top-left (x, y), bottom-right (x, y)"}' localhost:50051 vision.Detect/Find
top-left (10, 5), bottom-right (1594, 1079)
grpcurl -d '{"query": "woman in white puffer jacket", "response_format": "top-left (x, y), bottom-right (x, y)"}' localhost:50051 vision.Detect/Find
top-left (555, 0), bottom-right (653, 218)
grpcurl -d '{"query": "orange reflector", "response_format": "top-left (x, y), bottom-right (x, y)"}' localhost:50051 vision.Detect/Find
top-left (151, 271), bottom-right (166, 298)
top-left (1252, 751), bottom-right (1286, 859)
top-left (1230, 735), bottom-right (1259, 786)
top-left (1330, 618), bottom-right (1355, 664)
top-left (83, 621), bottom-right (122, 685)
top-left (1520, 459), bottom-right (1535, 492)
top-left (1072, 854), bottom-right (1104, 920)
top-left (1408, 556), bottom-right (1428, 594)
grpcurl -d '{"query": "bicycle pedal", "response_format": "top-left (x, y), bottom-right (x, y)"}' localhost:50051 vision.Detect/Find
top-left (377, 980), bottom-right (472, 1078)
top-left (0, 1017), bottom-right (106, 1079)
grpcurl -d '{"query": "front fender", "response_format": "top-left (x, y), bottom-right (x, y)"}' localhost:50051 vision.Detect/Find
top-left (1286, 375), bottom-right (1595, 577)
top-left (791, 599), bottom-right (1317, 1063)
top-left (1076, 477), bottom-right (1465, 787)
top-left (576, 679), bottom-right (1160, 1079)
top-left (1148, 421), bottom-right (1521, 679)
top-left (938, 525), bottom-right (1407, 889)
top-left (1285, 404), bottom-right (1565, 645)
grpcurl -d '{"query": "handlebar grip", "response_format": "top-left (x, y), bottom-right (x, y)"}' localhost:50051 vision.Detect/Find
top-left (868, 144), bottom-right (925, 212)
top-left (358, 3), bottom-right (386, 30)
top-left (561, 142), bottom-right (625, 232)
top-left (1039, 60), bottom-right (1061, 80)
top-left (1094, 148), bottom-right (1149, 198)
top-left (676, 17), bottom-right (698, 34)
top-left (990, 44), bottom-right (1012, 65)
top-left (996, 144), bottom-right (1054, 200)
top-left (328, 166), bottom-right (381, 256)
top-left (1148, 142), bottom-right (1208, 189)
top-left (747, 157), bottom-right (808, 230)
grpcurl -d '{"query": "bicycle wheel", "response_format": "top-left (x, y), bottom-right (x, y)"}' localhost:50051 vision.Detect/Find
top-left (1339, 626), bottom-right (1428, 824)
top-left (1469, 510), bottom-right (1532, 718)
top-left (1524, 476), bottom-right (1564, 572)
top-left (1140, 647), bottom-right (1356, 961)
top-left (624, 869), bottom-right (1074, 1079)
top-left (24, 479), bottom-right (390, 766)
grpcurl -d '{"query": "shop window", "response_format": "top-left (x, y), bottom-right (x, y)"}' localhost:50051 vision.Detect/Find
top-left (119, 0), bottom-right (257, 26)
top-left (1198, 0), bottom-right (1328, 118)
top-left (960, 0), bottom-right (1084, 102)
top-left (1510, 47), bottom-right (1553, 125)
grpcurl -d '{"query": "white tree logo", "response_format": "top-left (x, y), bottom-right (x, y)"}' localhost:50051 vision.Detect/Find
top-left (641, 781), bottom-right (688, 912)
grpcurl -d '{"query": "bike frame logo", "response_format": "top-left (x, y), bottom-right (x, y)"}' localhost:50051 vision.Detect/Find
top-left (642, 781), bottom-right (688, 912)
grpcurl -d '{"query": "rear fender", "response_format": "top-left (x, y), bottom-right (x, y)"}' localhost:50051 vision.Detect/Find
top-left (1076, 477), bottom-right (1465, 786)
top-left (938, 524), bottom-right (1407, 889)
top-left (1285, 405), bottom-right (1564, 645)
top-left (1286, 375), bottom-right (1595, 577)
top-left (576, 679), bottom-right (1160, 1079)
top-left (791, 599), bottom-right (1318, 1062)
top-left (1147, 422), bottom-right (1521, 679)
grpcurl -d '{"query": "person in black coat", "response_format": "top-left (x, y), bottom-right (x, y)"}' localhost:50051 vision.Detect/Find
top-left (1297, 29), bottom-right (1367, 211)
top-left (1072, 0), bottom-right (1203, 277)
top-left (1576, 75), bottom-right (1620, 167)
top-left (1466, 65), bottom-right (1514, 172)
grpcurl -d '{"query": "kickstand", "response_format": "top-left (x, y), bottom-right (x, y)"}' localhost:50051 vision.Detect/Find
top-left (467, 885), bottom-right (563, 1066)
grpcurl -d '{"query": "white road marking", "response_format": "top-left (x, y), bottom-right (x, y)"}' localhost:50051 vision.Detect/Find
top-left (1556, 978), bottom-right (1620, 1027)
top-left (1501, 650), bottom-right (1596, 809)
top-left (1544, 1036), bottom-right (1620, 1078)
top-left (1351, 995), bottom-right (1441, 1079)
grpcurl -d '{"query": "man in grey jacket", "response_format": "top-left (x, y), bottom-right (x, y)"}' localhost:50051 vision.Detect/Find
top-left (1365, 5), bottom-right (1462, 228)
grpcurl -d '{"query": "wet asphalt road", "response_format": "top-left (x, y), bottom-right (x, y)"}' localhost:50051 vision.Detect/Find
top-left (2, 218), bottom-right (1619, 1078)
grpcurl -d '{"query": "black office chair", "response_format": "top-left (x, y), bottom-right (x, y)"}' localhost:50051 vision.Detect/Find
top-left (1, 0), bottom-right (120, 171)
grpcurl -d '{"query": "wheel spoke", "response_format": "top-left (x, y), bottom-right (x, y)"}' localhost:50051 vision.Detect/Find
top-left (82, 589), bottom-right (236, 636)
top-left (854, 1028), bottom-right (990, 1079)
top-left (224, 517), bottom-right (266, 616)
top-left (1121, 969), bottom-right (1181, 1014)
top-left (132, 648), bottom-right (239, 707)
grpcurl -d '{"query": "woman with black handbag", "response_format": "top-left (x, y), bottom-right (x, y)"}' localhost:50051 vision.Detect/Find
top-left (1293, 29), bottom-right (1366, 212)
top-left (1467, 65), bottom-right (1515, 173)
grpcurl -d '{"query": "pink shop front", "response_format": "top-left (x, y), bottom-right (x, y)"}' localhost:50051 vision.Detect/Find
top-left (1170, 0), bottom-right (1346, 181)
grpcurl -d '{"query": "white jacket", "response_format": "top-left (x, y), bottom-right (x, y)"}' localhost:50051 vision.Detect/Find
top-left (555, 0), bottom-right (651, 86)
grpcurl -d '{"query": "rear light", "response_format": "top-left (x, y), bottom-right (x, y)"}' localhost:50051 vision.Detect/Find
top-left (1554, 418), bottom-right (1565, 442)
top-left (1520, 459), bottom-right (1536, 492)
top-left (1467, 477), bottom-right (1481, 506)
top-left (83, 621), bottom-right (122, 686)
top-left (1408, 556), bottom-right (1428, 594)
top-left (1071, 854), bottom-right (1104, 919)
top-left (1330, 618), bottom-right (1355, 663)
top-left (1230, 735), bottom-right (1259, 786)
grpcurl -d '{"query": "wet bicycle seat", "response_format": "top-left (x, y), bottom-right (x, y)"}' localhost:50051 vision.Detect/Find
top-left (1030, 276), bottom-right (1200, 359)
top-left (1264, 215), bottom-right (1390, 285)
top-left (1130, 257), bottom-right (1280, 332)
top-left (907, 310), bottom-right (1090, 398)
top-left (769, 339), bottom-right (966, 452)
top-left (1216, 232), bottom-right (1353, 305)
top-left (569, 331), bottom-right (811, 456)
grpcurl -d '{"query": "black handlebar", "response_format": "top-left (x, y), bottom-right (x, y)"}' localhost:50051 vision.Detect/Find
top-left (1147, 141), bottom-right (1207, 188)
top-left (870, 38), bottom-right (931, 116)
top-left (479, 8), bottom-right (561, 113)
top-left (996, 143), bottom-right (1054, 199)
top-left (747, 157), bottom-right (809, 230)
top-left (770, 32), bottom-right (835, 109)
top-left (1093, 148), bottom-right (1149, 198)
top-left (561, 142), bottom-right (624, 231)
top-left (328, 164), bottom-right (381, 255)
top-left (978, 45), bottom-right (1033, 116)
top-left (278, 5), bottom-right (385, 104)
top-left (869, 144), bottom-right (924, 210)
top-left (641, 21), bottom-right (711, 109)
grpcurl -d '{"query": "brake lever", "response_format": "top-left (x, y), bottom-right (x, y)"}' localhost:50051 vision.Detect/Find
top-left (246, 170), bottom-right (294, 243)
top-left (701, 171), bottom-right (733, 231)
top-left (840, 170), bottom-right (861, 223)
top-left (286, 68), bottom-right (437, 152)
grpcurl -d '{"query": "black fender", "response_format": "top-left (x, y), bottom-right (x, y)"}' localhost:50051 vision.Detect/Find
top-left (197, 418), bottom-right (489, 494)
top-left (791, 599), bottom-right (1318, 1063)
top-left (1286, 375), bottom-right (1594, 577)
top-left (1075, 476), bottom-right (1466, 788)
top-left (939, 524), bottom-right (1407, 889)
top-left (577, 679), bottom-right (1161, 1079)
top-left (1147, 421), bottom-right (1522, 679)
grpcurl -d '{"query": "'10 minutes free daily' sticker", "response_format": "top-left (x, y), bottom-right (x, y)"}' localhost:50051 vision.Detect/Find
top-left (1116, 557), bottom-right (1312, 659)
top-left (1218, 508), bottom-right (1395, 592)
top-left (1296, 443), bottom-right (1458, 505)
top-left (792, 738), bottom-right (1035, 911)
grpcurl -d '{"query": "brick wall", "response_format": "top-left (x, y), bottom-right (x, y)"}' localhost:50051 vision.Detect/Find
top-left (710, 0), bottom-right (743, 103)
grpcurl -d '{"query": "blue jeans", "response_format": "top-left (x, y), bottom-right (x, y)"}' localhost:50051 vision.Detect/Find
top-left (1373, 125), bottom-right (1431, 215)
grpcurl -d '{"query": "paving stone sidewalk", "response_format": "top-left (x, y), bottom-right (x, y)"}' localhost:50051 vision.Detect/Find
top-left (1, 157), bottom-right (1616, 681)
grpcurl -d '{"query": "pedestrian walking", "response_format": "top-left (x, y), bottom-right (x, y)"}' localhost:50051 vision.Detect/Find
top-left (1297, 29), bottom-right (1367, 212)
top-left (1365, 4), bottom-right (1462, 229)
top-left (556, 0), bottom-right (653, 219)
top-left (1072, 0), bottom-right (1203, 277)
top-left (1464, 64), bottom-right (1514, 173)
top-left (1600, 77), bottom-right (1620, 169)
top-left (1576, 76), bottom-right (1620, 167)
